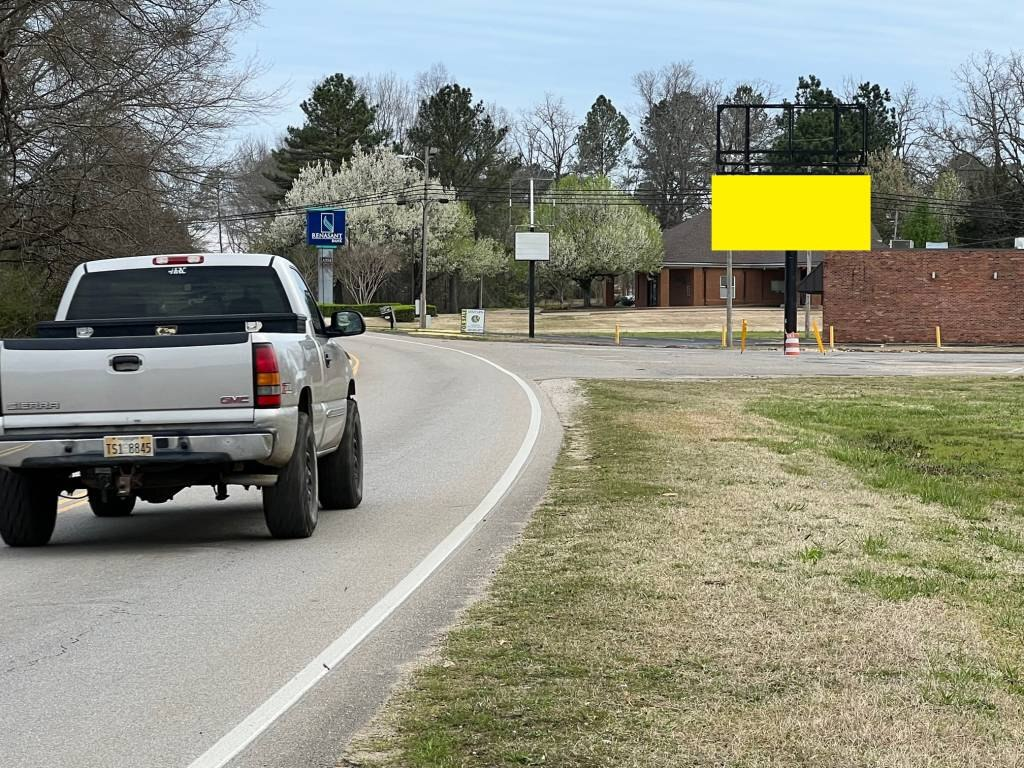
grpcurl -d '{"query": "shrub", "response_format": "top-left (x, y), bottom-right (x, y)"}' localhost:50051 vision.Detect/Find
top-left (0, 265), bottom-right (60, 337)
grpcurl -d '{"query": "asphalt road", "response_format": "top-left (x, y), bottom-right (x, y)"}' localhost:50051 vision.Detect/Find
top-left (0, 334), bottom-right (562, 768)
top-left (416, 336), bottom-right (1024, 380)
top-left (3, 333), bottom-right (1022, 768)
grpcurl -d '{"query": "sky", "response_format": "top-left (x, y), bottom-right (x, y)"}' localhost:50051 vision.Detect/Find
top-left (234, 0), bottom-right (1024, 140)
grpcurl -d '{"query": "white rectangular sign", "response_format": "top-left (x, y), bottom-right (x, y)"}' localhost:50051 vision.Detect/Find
top-left (461, 308), bottom-right (486, 334)
top-left (515, 232), bottom-right (550, 262)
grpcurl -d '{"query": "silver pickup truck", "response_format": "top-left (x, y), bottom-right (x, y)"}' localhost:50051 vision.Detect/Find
top-left (0, 253), bottom-right (365, 546)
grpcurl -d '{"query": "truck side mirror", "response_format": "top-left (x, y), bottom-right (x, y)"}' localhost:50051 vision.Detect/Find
top-left (330, 310), bottom-right (366, 337)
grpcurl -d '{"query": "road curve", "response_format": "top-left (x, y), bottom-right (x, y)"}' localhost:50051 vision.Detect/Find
top-left (0, 334), bottom-right (557, 768)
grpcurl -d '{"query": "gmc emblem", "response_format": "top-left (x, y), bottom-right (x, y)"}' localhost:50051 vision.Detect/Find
top-left (220, 396), bottom-right (250, 405)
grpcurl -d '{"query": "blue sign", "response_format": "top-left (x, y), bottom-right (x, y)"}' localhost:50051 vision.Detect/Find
top-left (306, 209), bottom-right (346, 248)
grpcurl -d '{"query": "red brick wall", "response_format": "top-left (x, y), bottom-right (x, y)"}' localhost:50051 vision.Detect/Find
top-left (824, 250), bottom-right (1024, 343)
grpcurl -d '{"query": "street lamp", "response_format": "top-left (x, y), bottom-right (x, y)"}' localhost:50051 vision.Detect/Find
top-left (397, 149), bottom-right (447, 329)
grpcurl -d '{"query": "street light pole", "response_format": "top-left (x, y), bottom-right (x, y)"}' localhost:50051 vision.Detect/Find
top-left (420, 146), bottom-right (430, 330)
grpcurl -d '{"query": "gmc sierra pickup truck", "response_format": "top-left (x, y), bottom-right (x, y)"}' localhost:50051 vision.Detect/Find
top-left (0, 253), bottom-right (365, 546)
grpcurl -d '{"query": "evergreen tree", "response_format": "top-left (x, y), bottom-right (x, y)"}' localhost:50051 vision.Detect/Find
top-left (774, 75), bottom-right (896, 169)
top-left (268, 73), bottom-right (384, 197)
top-left (576, 95), bottom-right (632, 177)
top-left (407, 84), bottom-right (511, 190)
top-left (902, 203), bottom-right (944, 245)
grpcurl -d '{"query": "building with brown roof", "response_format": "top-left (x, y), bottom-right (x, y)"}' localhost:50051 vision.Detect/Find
top-left (633, 210), bottom-right (882, 308)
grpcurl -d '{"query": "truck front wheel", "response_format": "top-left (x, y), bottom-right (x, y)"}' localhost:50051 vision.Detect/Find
top-left (263, 411), bottom-right (318, 539)
top-left (88, 489), bottom-right (137, 517)
top-left (0, 470), bottom-right (58, 547)
top-left (318, 399), bottom-right (363, 510)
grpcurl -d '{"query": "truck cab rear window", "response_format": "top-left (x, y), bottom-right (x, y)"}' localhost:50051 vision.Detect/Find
top-left (66, 266), bottom-right (291, 320)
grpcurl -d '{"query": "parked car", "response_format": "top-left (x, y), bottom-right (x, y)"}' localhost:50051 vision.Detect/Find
top-left (0, 253), bottom-right (365, 546)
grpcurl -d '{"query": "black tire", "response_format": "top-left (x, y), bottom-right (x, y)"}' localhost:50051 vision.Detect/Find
top-left (88, 489), bottom-right (136, 518)
top-left (0, 470), bottom-right (58, 547)
top-left (263, 411), bottom-right (318, 538)
top-left (318, 399), bottom-right (363, 510)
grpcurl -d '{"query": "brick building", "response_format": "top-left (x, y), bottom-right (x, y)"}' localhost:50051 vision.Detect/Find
top-left (634, 211), bottom-right (825, 308)
top-left (825, 249), bottom-right (1024, 344)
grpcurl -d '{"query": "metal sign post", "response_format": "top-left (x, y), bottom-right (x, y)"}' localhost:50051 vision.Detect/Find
top-left (305, 208), bottom-right (346, 305)
top-left (515, 231), bottom-right (550, 339)
top-left (317, 249), bottom-right (334, 304)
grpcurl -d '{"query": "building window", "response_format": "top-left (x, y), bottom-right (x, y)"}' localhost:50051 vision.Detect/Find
top-left (719, 275), bottom-right (736, 299)
top-left (769, 279), bottom-right (785, 293)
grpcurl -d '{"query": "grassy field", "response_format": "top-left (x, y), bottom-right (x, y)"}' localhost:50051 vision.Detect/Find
top-left (348, 377), bottom-right (1024, 767)
top-left (364, 306), bottom-right (821, 337)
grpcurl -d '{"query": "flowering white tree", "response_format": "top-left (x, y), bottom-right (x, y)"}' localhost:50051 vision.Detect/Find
top-left (262, 145), bottom-right (501, 302)
top-left (539, 176), bottom-right (663, 307)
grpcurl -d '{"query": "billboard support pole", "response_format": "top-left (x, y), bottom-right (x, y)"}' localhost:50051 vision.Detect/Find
top-left (784, 249), bottom-right (798, 334)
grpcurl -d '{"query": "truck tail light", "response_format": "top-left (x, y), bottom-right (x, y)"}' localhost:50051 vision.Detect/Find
top-left (153, 255), bottom-right (204, 265)
top-left (253, 343), bottom-right (281, 408)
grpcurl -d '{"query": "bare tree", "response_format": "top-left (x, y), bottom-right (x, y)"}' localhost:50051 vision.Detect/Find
top-left (511, 118), bottom-right (543, 171)
top-left (518, 94), bottom-right (578, 179)
top-left (360, 71), bottom-right (416, 150)
top-left (188, 137), bottom-right (281, 252)
top-left (414, 62), bottom-right (454, 103)
top-left (0, 0), bottom-right (272, 270)
top-left (891, 83), bottom-right (930, 174)
top-left (932, 51), bottom-right (1024, 189)
top-left (336, 244), bottom-right (401, 304)
top-left (632, 62), bottom-right (720, 227)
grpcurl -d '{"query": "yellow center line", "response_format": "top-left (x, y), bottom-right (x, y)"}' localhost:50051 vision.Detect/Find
top-left (58, 497), bottom-right (90, 514)
top-left (349, 353), bottom-right (360, 377)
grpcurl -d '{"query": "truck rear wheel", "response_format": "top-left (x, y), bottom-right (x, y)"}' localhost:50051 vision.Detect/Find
top-left (263, 411), bottom-right (318, 539)
top-left (318, 399), bottom-right (363, 510)
top-left (88, 489), bottom-right (136, 517)
top-left (0, 470), bottom-right (58, 547)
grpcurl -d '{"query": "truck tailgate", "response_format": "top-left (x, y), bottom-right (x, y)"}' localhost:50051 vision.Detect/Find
top-left (0, 333), bottom-right (255, 429)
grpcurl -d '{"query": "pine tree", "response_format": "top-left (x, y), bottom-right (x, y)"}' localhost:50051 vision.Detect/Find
top-left (576, 96), bottom-right (632, 177)
top-left (267, 73), bottom-right (384, 197)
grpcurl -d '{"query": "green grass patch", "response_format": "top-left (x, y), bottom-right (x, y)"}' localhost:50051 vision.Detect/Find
top-left (751, 378), bottom-right (1024, 520)
top-left (352, 377), bottom-right (1024, 767)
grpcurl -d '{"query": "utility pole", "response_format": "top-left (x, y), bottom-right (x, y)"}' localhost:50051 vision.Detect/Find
top-left (420, 146), bottom-right (430, 330)
top-left (528, 177), bottom-right (536, 339)
top-left (725, 250), bottom-right (734, 347)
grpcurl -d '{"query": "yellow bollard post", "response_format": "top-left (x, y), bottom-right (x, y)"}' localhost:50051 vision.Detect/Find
top-left (936, 326), bottom-right (942, 349)
top-left (741, 319), bottom-right (748, 353)
top-left (721, 324), bottom-right (727, 349)
top-left (614, 322), bottom-right (621, 346)
top-left (812, 321), bottom-right (826, 355)
top-left (829, 325), bottom-right (835, 351)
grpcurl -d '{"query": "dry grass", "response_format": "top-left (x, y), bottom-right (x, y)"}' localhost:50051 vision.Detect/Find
top-left (364, 306), bottom-right (818, 335)
top-left (346, 379), bottom-right (1024, 767)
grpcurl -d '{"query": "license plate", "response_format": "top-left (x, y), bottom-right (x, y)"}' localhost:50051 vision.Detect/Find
top-left (103, 435), bottom-right (154, 459)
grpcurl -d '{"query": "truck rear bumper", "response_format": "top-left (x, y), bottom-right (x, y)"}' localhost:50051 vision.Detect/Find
top-left (0, 432), bottom-right (275, 469)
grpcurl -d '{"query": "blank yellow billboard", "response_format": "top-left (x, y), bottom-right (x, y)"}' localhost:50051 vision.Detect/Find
top-left (711, 174), bottom-right (871, 251)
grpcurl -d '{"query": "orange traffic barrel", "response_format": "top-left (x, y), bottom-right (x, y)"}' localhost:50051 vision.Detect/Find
top-left (784, 332), bottom-right (801, 357)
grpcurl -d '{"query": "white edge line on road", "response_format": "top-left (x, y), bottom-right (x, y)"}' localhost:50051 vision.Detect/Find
top-left (1007, 367), bottom-right (1024, 374)
top-left (187, 336), bottom-right (543, 768)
